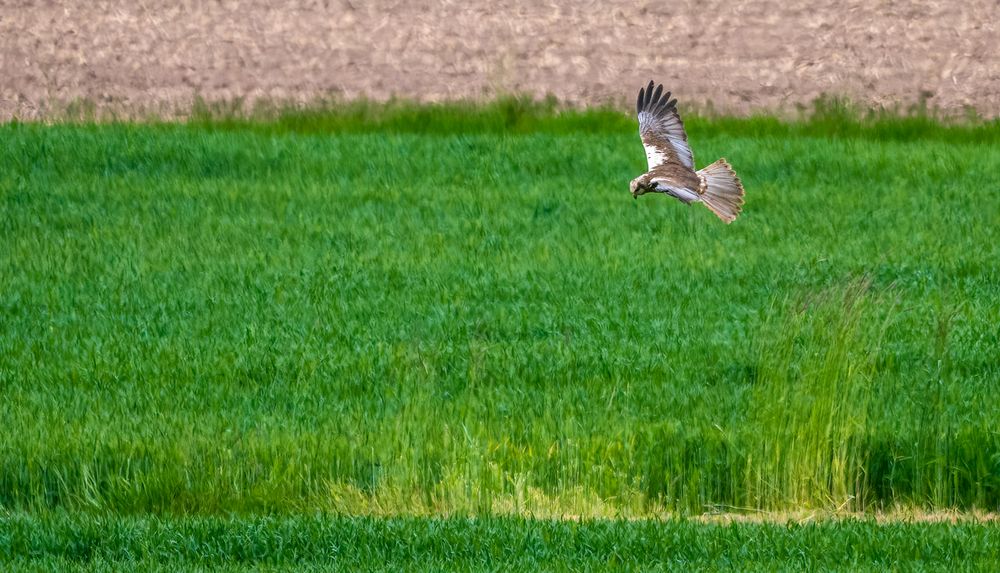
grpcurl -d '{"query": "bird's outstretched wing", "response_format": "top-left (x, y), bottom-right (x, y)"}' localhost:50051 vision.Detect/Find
top-left (637, 81), bottom-right (694, 171)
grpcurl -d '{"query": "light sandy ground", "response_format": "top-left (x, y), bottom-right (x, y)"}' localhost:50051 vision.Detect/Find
top-left (2, 1), bottom-right (999, 119)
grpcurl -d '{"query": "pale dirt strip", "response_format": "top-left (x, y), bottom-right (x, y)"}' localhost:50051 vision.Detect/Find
top-left (2, 1), bottom-right (1000, 120)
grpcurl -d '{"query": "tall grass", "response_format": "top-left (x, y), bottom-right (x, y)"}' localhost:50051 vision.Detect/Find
top-left (1, 104), bottom-right (999, 516)
top-left (746, 278), bottom-right (891, 510)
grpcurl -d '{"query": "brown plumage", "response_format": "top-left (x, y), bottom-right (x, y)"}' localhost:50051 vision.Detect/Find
top-left (630, 81), bottom-right (745, 223)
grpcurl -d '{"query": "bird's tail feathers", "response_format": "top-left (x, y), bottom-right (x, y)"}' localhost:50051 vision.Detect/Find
top-left (697, 159), bottom-right (744, 223)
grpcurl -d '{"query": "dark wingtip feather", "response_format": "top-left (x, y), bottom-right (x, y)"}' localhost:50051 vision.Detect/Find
top-left (639, 81), bottom-right (680, 117)
top-left (651, 91), bottom-right (672, 115)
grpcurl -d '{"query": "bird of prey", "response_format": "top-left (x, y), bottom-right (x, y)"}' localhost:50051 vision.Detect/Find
top-left (629, 81), bottom-right (745, 223)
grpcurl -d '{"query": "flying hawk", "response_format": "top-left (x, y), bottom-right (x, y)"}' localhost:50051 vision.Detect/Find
top-left (629, 81), bottom-right (745, 223)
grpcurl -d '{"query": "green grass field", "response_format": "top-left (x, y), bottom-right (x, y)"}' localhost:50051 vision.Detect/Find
top-left (2, 513), bottom-right (999, 571)
top-left (2, 100), bottom-right (999, 568)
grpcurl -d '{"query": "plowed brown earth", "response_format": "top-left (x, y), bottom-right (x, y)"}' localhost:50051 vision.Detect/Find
top-left (2, 1), bottom-right (998, 120)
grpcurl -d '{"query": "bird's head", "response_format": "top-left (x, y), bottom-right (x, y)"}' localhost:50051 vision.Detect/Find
top-left (630, 176), bottom-right (651, 199)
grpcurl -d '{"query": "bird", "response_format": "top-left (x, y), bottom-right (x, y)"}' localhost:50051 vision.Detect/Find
top-left (629, 81), bottom-right (745, 223)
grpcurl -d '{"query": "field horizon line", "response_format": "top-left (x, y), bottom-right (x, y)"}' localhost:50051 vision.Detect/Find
top-left (4, 93), bottom-right (1000, 142)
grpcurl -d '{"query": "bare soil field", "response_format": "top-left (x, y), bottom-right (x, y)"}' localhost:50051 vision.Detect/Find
top-left (2, 1), bottom-right (999, 120)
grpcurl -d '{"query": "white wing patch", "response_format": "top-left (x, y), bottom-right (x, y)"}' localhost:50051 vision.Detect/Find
top-left (643, 143), bottom-right (667, 171)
